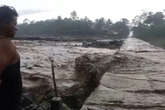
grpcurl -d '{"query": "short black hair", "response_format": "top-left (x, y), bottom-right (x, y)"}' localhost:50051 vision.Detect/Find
top-left (0, 5), bottom-right (18, 25)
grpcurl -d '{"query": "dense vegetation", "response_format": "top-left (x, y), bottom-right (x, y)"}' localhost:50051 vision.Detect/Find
top-left (16, 11), bottom-right (129, 39)
top-left (132, 11), bottom-right (165, 48)
top-left (16, 10), bottom-right (165, 48)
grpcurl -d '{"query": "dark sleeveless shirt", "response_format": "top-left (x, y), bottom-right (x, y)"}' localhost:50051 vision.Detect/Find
top-left (0, 59), bottom-right (22, 110)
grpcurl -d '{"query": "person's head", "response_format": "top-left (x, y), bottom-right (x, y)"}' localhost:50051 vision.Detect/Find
top-left (0, 5), bottom-right (18, 38)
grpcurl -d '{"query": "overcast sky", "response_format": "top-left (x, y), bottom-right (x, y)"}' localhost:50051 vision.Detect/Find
top-left (1, 0), bottom-right (165, 23)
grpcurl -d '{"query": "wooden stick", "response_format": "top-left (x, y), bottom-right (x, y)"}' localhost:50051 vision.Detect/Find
top-left (50, 59), bottom-right (58, 97)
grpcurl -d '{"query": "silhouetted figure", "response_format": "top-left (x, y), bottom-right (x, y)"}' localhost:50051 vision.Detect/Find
top-left (0, 5), bottom-right (22, 110)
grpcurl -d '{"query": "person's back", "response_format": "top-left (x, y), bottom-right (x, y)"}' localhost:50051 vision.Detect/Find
top-left (0, 5), bottom-right (22, 110)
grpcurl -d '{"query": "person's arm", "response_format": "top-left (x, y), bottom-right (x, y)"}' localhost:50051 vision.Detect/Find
top-left (0, 41), bottom-right (16, 85)
top-left (0, 54), bottom-right (10, 85)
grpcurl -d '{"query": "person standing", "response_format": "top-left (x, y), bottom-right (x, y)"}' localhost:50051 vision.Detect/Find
top-left (0, 5), bottom-right (22, 110)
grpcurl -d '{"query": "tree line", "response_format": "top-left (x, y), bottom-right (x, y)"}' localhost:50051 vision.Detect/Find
top-left (16, 11), bottom-right (129, 39)
top-left (132, 11), bottom-right (165, 48)
top-left (16, 10), bottom-right (165, 48)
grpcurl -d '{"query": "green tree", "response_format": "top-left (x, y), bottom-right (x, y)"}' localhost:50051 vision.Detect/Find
top-left (70, 11), bottom-right (78, 20)
top-left (132, 11), bottom-right (165, 48)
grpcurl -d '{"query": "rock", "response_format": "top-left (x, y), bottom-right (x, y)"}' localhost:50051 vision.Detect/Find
top-left (75, 53), bottom-right (114, 88)
top-left (73, 53), bottom-right (115, 108)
